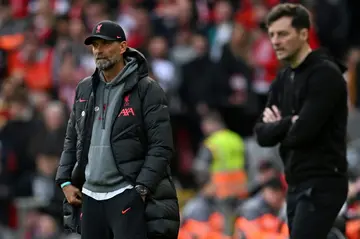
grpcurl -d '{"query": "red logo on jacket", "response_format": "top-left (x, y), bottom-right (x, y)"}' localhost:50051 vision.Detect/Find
top-left (124, 94), bottom-right (130, 106)
top-left (119, 94), bottom-right (135, 117)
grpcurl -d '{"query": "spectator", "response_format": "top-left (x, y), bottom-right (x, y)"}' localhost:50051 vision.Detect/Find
top-left (211, 22), bottom-right (258, 138)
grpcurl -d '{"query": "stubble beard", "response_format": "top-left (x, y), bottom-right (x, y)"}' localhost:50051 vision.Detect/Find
top-left (96, 58), bottom-right (115, 71)
top-left (95, 55), bottom-right (121, 71)
top-left (283, 45), bottom-right (303, 64)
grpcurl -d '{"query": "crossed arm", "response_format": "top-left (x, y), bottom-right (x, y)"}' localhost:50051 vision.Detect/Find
top-left (254, 81), bottom-right (293, 147)
top-left (255, 67), bottom-right (345, 148)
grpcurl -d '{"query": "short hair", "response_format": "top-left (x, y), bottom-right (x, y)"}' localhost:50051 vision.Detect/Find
top-left (266, 3), bottom-right (311, 30)
top-left (202, 111), bottom-right (224, 126)
top-left (8, 87), bottom-right (29, 106)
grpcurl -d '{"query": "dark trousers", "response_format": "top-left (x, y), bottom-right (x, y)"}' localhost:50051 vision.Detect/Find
top-left (286, 177), bottom-right (348, 239)
top-left (81, 188), bottom-right (147, 239)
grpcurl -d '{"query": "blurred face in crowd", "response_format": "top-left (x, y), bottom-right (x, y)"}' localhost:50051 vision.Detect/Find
top-left (258, 167), bottom-right (277, 184)
top-left (36, 154), bottom-right (59, 177)
top-left (55, 18), bottom-right (69, 37)
top-left (35, 214), bottom-right (58, 238)
top-left (191, 34), bottom-right (207, 56)
top-left (231, 23), bottom-right (249, 47)
top-left (0, 3), bottom-right (11, 22)
top-left (201, 119), bottom-right (214, 136)
top-left (21, 36), bottom-right (39, 62)
top-left (69, 18), bottom-right (85, 40)
top-left (253, 3), bottom-right (268, 23)
top-left (263, 187), bottom-right (285, 210)
top-left (177, 0), bottom-right (191, 26)
top-left (31, 91), bottom-right (51, 112)
top-left (268, 16), bottom-right (308, 61)
top-left (44, 103), bottom-right (65, 130)
top-left (214, 1), bottom-right (232, 23)
top-left (134, 8), bottom-right (150, 32)
top-left (1, 80), bottom-right (17, 100)
top-left (37, 0), bottom-right (52, 15)
top-left (84, 3), bottom-right (107, 28)
top-left (9, 101), bottom-right (25, 119)
top-left (91, 39), bottom-right (127, 71)
top-left (175, 31), bottom-right (191, 46)
top-left (148, 37), bottom-right (168, 59)
top-left (201, 118), bottom-right (223, 136)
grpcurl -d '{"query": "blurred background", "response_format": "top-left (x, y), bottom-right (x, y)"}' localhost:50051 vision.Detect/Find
top-left (1, 0), bottom-right (360, 238)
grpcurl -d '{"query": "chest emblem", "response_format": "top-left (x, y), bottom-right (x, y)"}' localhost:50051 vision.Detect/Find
top-left (118, 94), bottom-right (135, 117)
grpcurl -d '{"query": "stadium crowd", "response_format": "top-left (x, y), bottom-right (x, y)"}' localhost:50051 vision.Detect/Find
top-left (1, 0), bottom-right (360, 238)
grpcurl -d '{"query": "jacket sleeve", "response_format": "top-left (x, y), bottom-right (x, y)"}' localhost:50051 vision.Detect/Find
top-left (55, 86), bottom-right (79, 187)
top-left (254, 80), bottom-right (292, 147)
top-left (281, 66), bottom-right (346, 148)
top-left (135, 80), bottom-right (174, 192)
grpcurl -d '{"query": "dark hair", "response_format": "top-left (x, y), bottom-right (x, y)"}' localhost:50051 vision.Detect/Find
top-left (266, 3), bottom-right (311, 30)
top-left (202, 111), bottom-right (224, 125)
top-left (8, 86), bottom-right (29, 106)
top-left (264, 175), bottom-right (287, 192)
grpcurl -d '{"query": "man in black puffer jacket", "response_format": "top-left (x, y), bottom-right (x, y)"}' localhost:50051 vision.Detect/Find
top-left (55, 20), bottom-right (179, 239)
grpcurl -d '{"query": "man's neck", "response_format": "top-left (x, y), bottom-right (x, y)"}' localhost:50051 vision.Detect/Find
top-left (102, 60), bottom-right (125, 82)
top-left (289, 44), bottom-right (312, 68)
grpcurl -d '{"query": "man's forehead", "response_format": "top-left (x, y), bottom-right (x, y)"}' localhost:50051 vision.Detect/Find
top-left (268, 17), bottom-right (293, 32)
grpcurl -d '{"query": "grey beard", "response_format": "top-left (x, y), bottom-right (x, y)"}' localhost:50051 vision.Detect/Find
top-left (96, 59), bottom-right (116, 71)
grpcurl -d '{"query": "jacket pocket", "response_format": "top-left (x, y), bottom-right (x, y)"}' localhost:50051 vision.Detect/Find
top-left (122, 188), bottom-right (145, 211)
top-left (112, 124), bottom-right (139, 141)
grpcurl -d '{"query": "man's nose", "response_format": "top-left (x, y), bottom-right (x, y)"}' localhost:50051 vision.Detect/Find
top-left (271, 38), bottom-right (280, 46)
top-left (270, 34), bottom-right (280, 44)
top-left (95, 51), bottom-right (104, 58)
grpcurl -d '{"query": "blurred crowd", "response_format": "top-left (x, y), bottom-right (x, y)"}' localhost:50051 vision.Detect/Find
top-left (1, 0), bottom-right (360, 238)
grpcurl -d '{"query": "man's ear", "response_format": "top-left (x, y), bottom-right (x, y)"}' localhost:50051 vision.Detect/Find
top-left (299, 28), bottom-right (309, 42)
top-left (119, 41), bottom-right (128, 55)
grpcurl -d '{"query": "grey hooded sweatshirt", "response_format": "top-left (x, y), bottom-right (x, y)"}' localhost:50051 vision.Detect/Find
top-left (83, 58), bottom-right (138, 193)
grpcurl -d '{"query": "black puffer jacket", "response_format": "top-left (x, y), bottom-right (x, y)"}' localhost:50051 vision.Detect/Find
top-left (55, 48), bottom-right (180, 239)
